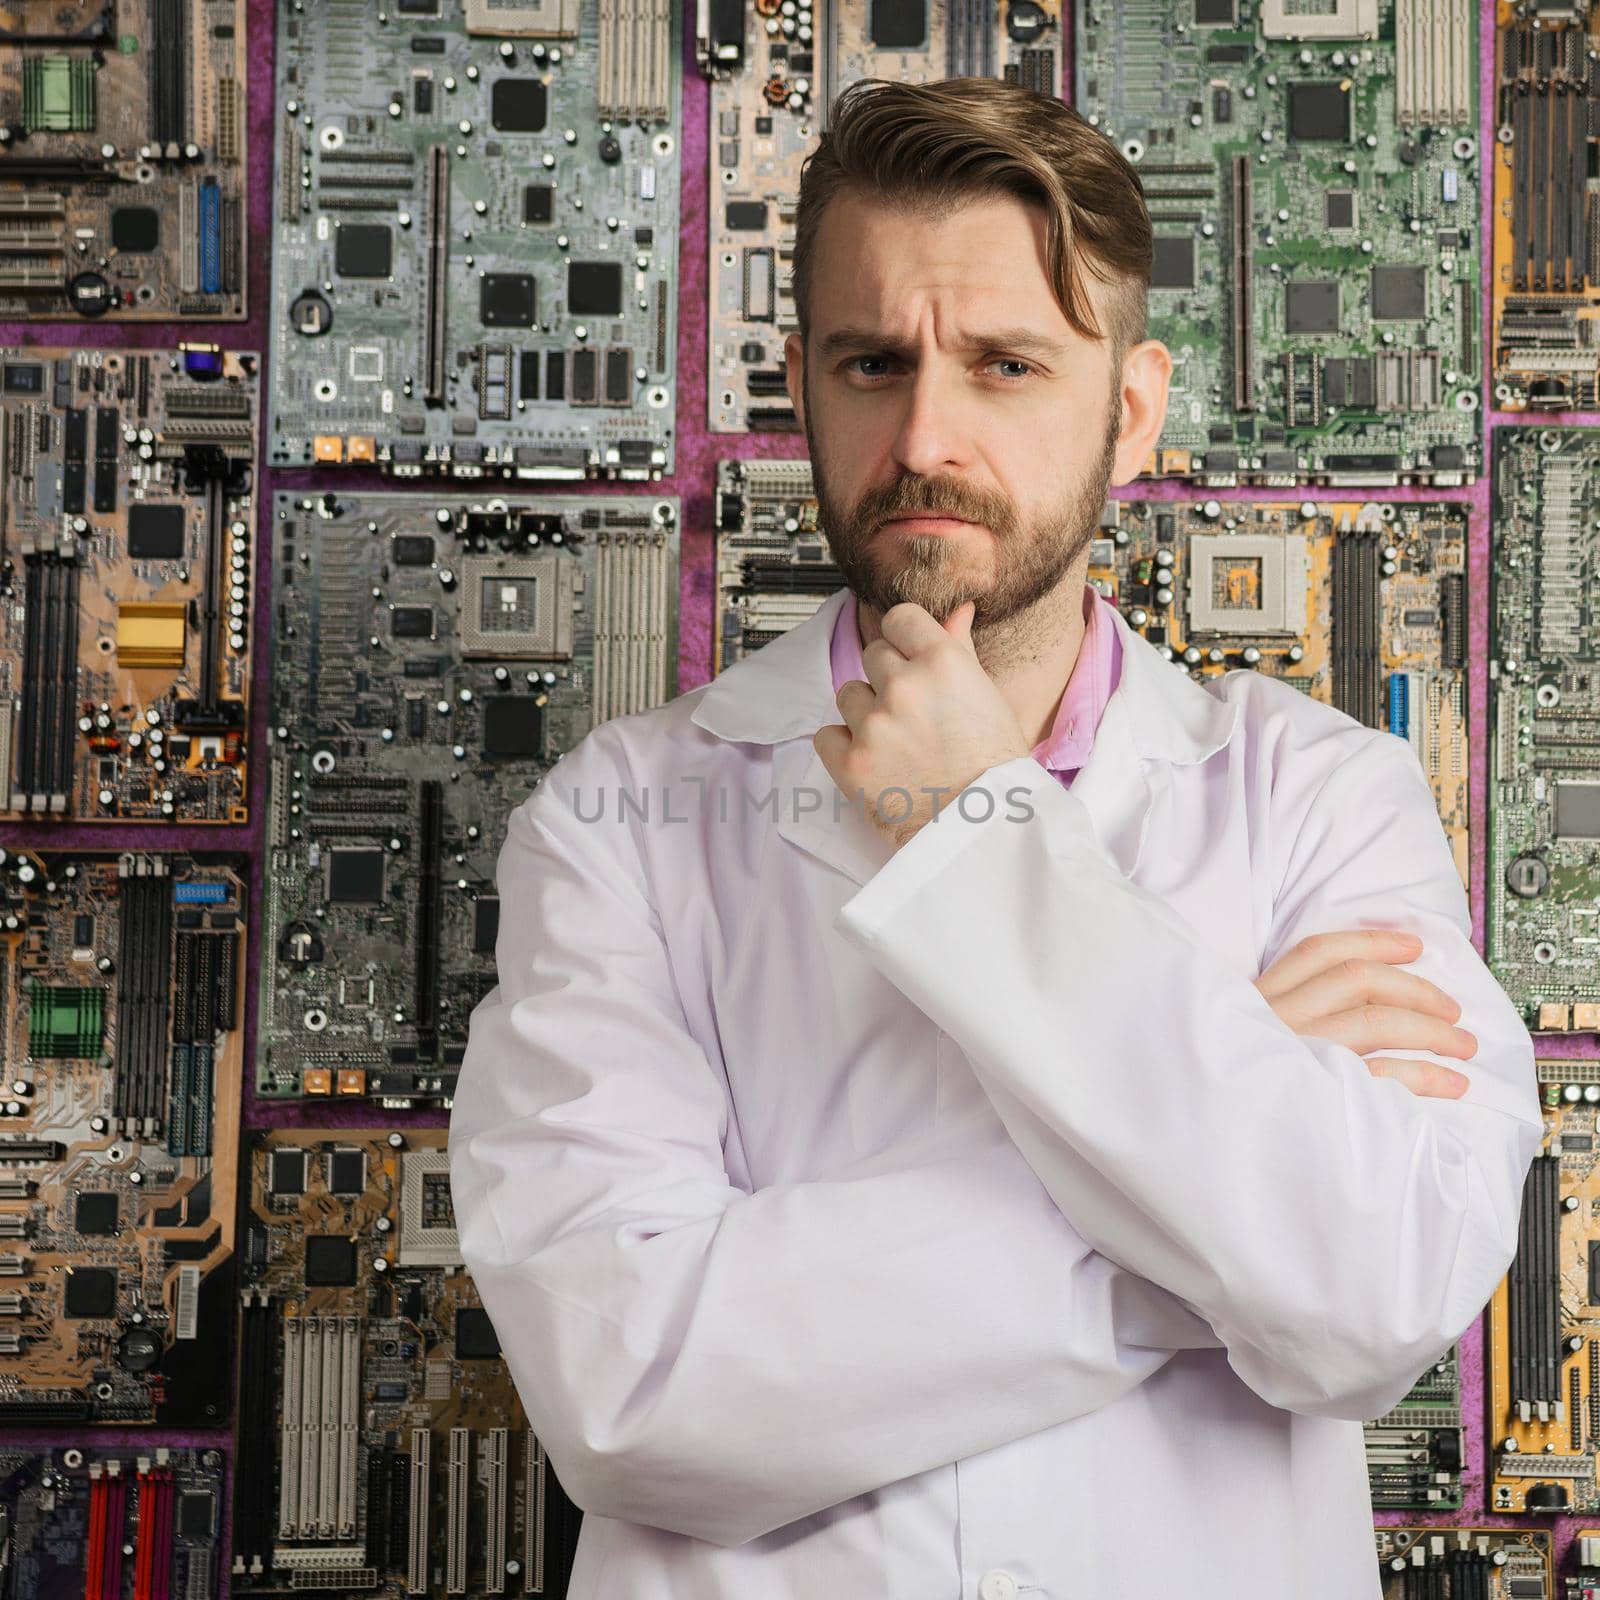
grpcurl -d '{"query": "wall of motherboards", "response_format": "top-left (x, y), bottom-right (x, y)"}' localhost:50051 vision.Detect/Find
top-left (0, 0), bottom-right (1598, 1594)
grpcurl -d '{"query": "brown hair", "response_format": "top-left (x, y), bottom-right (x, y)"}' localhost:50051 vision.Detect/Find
top-left (790, 77), bottom-right (1153, 353)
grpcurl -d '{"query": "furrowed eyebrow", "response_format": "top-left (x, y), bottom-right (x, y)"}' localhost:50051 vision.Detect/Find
top-left (815, 327), bottom-right (1066, 363)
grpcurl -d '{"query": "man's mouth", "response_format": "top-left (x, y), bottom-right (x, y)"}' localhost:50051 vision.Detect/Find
top-left (882, 512), bottom-right (977, 527)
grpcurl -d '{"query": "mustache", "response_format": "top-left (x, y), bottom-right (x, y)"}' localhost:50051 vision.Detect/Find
top-left (852, 475), bottom-right (1016, 532)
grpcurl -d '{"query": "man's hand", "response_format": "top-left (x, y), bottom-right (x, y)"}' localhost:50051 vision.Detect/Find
top-left (814, 600), bottom-right (1031, 849)
top-left (1253, 929), bottom-right (1476, 1099)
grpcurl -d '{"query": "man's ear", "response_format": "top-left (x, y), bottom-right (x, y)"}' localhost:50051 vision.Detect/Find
top-left (783, 333), bottom-right (807, 431)
top-left (1109, 338), bottom-right (1173, 487)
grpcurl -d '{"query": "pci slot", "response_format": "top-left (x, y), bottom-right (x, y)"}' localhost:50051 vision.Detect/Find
top-left (407, 1428), bottom-right (431, 1596)
top-left (318, 1316), bottom-right (340, 1536)
top-left (447, 1427), bottom-right (470, 1594)
top-left (945, 0), bottom-right (997, 79)
top-left (13, 549), bottom-right (80, 813)
top-left (423, 146), bottom-right (451, 407)
top-left (1330, 530), bottom-right (1382, 730)
top-left (1230, 156), bottom-right (1253, 411)
top-left (1509, 1153), bottom-right (1562, 1420)
top-left (338, 1315), bottom-right (362, 1537)
top-left (523, 1432), bottom-right (544, 1594)
top-left (113, 865), bottom-right (174, 1129)
top-left (486, 1428), bottom-right (509, 1593)
top-left (279, 1314), bottom-right (304, 1539)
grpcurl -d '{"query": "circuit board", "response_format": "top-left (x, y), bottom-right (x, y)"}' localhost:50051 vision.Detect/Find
top-left (268, 0), bottom-right (679, 480)
top-left (258, 490), bottom-right (679, 1108)
top-left (232, 1129), bottom-right (580, 1598)
top-left (714, 463), bottom-right (1469, 882)
top-left (1375, 1528), bottom-right (1552, 1599)
top-left (1364, 1342), bottom-right (1463, 1511)
top-left (697, 0), bottom-right (1064, 433)
top-left (1488, 427), bottom-right (1600, 1033)
top-left (1489, 1060), bottom-right (1600, 1516)
top-left (0, 0), bottom-right (247, 322)
top-left (1491, 3), bottom-right (1600, 412)
top-left (0, 345), bottom-right (258, 824)
top-left (1075, 0), bottom-right (1481, 487)
top-left (1566, 1528), bottom-right (1600, 1598)
top-left (0, 849), bottom-right (245, 1426)
top-left (0, 1445), bottom-right (223, 1600)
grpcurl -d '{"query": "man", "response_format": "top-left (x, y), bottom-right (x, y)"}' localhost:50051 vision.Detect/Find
top-left (449, 78), bottom-right (1541, 1599)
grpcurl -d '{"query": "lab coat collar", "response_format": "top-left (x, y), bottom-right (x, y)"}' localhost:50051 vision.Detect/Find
top-left (688, 586), bottom-right (1240, 887)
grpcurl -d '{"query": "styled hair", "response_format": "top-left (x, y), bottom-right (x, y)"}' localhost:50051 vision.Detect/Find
top-left (790, 77), bottom-right (1153, 353)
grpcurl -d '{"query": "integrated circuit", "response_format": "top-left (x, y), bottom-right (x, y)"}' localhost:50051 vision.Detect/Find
top-left (269, 0), bottom-right (680, 478)
top-left (258, 491), bottom-right (679, 1107)
top-left (0, 346), bottom-right (258, 823)
top-left (1374, 1527), bottom-right (1551, 1597)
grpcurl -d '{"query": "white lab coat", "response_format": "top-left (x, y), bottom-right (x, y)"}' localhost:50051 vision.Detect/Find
top-left (449, 584), bottom-right (1542, 1600)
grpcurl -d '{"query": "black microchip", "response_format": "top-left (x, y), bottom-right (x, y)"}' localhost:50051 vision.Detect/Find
top-left (1325, 191), bottom-right (1355, 229)
top-left (1288, 82), bottom-right (1350, 142)
top-left (127, 503), bottom-right (187, 560)
top-left (392, 534), bottom-right (434, 565)
top-left (474, 896), bottom-right (500, 954)
top-left (75, 1191), bottom-right (118, 1235)
top-left (483, 697), bottom-right (542, 759)
top-left (870, 0), bottom-right (925, 47)
top-left (397, 0), bottom-right (438, 10)
top-left (328, 1149), bottom-right (365, 1195)
top-left (328, 848), bottom-right (385, 904)
top-left (270, 1148), bottom-right (307, 1196)
top-left (492, 78), bottom-right (548, 132)
top-left (1194, 0), bottom-right (1234, 19)
top-left (304, 1235), bottom-right (357, 1287)
top-left (568, 260), bottom-right (623, 317)
top-left (480, 272), bottom-right (537, 328)
top-left (1370, 264), bottom-right (1427, 319)
top-left (1430, 444), bottom-right (1465, 469)
top-left (519, 351), bottom-right (541, 401)
top-left (391, 606), bottom-right (434, 639)
top-left (414, 77), bottom-right (434, 114)
top-left (1323, 357), bottom-right (1375, 408)
top-left (726, 200), bottom-right (768, 231)
top-left (1284, 279), bottom-right (1340, 334)
top-left (455, 1305), bottom-right (502, 1359)
top-left (1, 363), bottom-right (42, 394)
top-left (1150, 235), bottom-right (1195, 290)
top-left (605, 347), bottom-right (632, 403)
top-left (64, 1266), bottom-right (117, 1318)
top-left (178, 1491), bottom-right (215, 1538)
top-left (1555, 782), bottom-right (1600, 839)
top-left (335, 224), bottom-right (393, 279)
top-left (523, 185), bottom-right (554, 224)
top-left (410, 34), bottom-right (445, 52)
top-left (111, 207), bottom-right (160, 253)
top-left (545, 349), bottom-right (566, 400)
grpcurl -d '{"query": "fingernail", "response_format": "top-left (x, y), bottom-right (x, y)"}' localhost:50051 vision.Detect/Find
top-left (1454, 1029), bottom-right (1478, 1056)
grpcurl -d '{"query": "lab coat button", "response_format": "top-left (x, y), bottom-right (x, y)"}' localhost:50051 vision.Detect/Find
top-left (978, 1572), bottom-right (1019, 1600)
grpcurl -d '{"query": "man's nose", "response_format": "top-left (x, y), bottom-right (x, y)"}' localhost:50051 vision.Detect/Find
top-left (888, 365), bottom-right (971, 480)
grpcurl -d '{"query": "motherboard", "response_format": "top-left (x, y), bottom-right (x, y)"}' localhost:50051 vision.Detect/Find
top-left (1491, 2), bottom-right (1600, 412)
top-left (1076, 0), bottom-right (1480, 486)
top-left (1375, 1528), bottom-right (1552, 1599)
top-left (1488, 427), bottom-right (1600, 1033)
top-left (0, 0), bottom-right (247, 320)
top-left (1365, 1343), bottom-right (1464, 1511)
top-left (1489, 1060), bottom-right (1600, 1517)
top-left (0, 1445), bottom-right (223, 1600)
top-left (696, 0), bottom-right (1064, 433)
top-left (258, 490), bottom-right (679, 1108)
top-left (269, 0), bottom-right (679, 480)
top-left (232, 1129), bottom-right (580, 1598)
top-left (714, 462), bottom-right (1469, 882)
top-left (0, 849), bottom-right (245, 1426)
top-left (0, 344), bottom-right (258, 824)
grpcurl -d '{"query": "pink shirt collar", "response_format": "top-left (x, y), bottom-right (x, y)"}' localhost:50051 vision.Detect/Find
top-left (828, 584), bottom-right (1123, 775)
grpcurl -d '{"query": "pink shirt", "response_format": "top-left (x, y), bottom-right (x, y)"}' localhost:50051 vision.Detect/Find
top-left (828, 583), bottom-right (1123, 786)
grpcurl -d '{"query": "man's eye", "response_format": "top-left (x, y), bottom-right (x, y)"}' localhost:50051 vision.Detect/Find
top-left (992, 359), bottom-right (1033, 380)
top-left (848, 356), bottom-right (893, 378)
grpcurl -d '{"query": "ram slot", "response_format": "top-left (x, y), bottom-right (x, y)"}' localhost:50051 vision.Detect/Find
top-left (1509, 1153), bottom-right (1563, 1419)
top-left (14, 551), bottom-right (78, 813)
top-left (317, 1315), bottom-right (340, 1536)
top-left (114, 867), bottom-right (173, 1131)
top-left (234, 1291), bottom-right (277, 1572)
top-left (1229, 156), bottom-right (1253, 410)
top-left (133, 1466), bottom-right (174, 1600)
top-left (338, 1315), bottom-right (362, 1538)
top-left (414, 782), bottom-right (443, 1056)
top-left (446, 1428), bottom-right (470, 1594)
top-left (407, 1428), bottom-right (431, 1596)
top-left (86, 1466), bottom-right (128, 1600)
top-left (486, 1429), bottom-right (509, 1593)
top-left (149, 0), bottom-right (188, 154)
top-left (1330, 530), bottom-right (1382, 731)
top-left (423, 147), bottom-right (451, 407)
top-left (278, 1314), bottom-right (304, 1539)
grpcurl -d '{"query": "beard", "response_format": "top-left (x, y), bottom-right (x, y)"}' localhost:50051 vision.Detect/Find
top-left (802, 364), bottom-right (1122, 631)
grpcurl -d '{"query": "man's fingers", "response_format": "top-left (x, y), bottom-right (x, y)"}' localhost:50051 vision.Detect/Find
top-left (1367, 1056), bottom-right (1471, 1100)
top-left (834, 678), bottom-right (875, 731)
top-left (1314, 1004), bottom-right (1477, 1060)
top-left (1267, 961), bottom-right (1463, 1031)
top-left (1253, 928), bottom-right (1424, 1000)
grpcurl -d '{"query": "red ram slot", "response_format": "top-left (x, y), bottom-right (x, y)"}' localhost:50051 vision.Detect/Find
top-left (134, 1466), bottom-right (175, 1600)
top-left (89, 1470), bottom-right (127, 1600)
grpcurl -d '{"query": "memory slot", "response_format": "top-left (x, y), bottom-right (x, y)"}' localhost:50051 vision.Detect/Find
top-left (423, 147), bottom-right (450, 408)
top-left (1230, 156), bottom-right (1253, 411)
top-left (113, 866), bottom-right (173, 1127)
top-left (1331, 531), bottom-right (1383, 731)
top-left (133, 1466), bottom-right (174, 1600)
top-left (13, 550), bottom-right (79, 814)
top-left (233, 1292), bottom-right (277, 1573)
top-left (1509, 1154), bottom-right (1562, 1417)
top-left (149, 0), bottom-right (188, 152)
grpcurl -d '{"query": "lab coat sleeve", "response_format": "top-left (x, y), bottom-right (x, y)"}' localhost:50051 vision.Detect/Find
top-left (831, 729), bottom-right (1544, 1424)
top-left (448, 731), bottom-right (1224, 1550)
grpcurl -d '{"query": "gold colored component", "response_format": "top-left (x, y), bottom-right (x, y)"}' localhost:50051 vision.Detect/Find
top-left (1574, 1004), bottom-right (1600, 1031)
top-left (302, 1069), bottom-right (333, 1095)
top-left (115, 603), bottom-right (186, 669)
top-left (1539, 1002), bottom-right (1573, 1031)
top-left (313, 435), bottom-right (344, 463)
top-left (345, 436), bottom-right (376, 464)
top-left (336, 1069), bottom-right (366, 1096)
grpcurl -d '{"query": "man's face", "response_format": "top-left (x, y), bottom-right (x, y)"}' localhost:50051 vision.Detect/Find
top-left (784, 189), bottom-right (1166, 628)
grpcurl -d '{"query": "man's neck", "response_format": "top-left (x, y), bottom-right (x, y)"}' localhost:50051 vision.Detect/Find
top-left (854, 568), bottom-right (1092, 750)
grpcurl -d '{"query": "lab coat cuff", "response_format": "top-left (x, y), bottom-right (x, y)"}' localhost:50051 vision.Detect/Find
top-left (835, 755), bottom-right (1094, 943)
